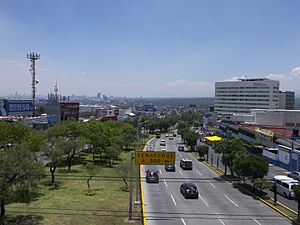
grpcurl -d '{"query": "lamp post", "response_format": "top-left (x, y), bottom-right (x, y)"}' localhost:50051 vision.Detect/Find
top-left (128, 151), bottom-right (134, 220)
top-left (135, 117), bottom-right (148, 205)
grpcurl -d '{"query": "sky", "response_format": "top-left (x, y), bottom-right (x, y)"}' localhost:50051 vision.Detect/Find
top-left (1, 0), bottom-right (300, 98)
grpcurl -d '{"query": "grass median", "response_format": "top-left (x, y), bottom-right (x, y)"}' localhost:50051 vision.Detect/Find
top-left (5, 151), bottom-right (142, 225)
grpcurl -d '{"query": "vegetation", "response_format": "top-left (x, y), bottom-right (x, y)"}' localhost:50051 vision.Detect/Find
top-left (253, 178), bottom-right (271, 198)
top-left (215, 138), bottom-right (246, 176)
top-left (197, 145), bottom-right (208, 160)
top-left (294, 185), bottom-right (300, 218)
top-left (0, 119), bottom-right (140, 225)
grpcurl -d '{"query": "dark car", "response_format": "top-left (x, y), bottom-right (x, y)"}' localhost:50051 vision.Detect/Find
top-left (165, 164), bottom-right (175, 172)
top-left (288, 171), bottom-right (300, 181)
top-left (156, 133), bottom-right (161, 138)
top-left (146, 170), bottom-right (159, 183)
top-left (180, 159), bottom-right (193, 170)
top-left (173, 133), bottom-right (177, 137)
top-left (180, 182), bottom-right (198, 199)
top-left (178, 146), bottom-right (185, 151)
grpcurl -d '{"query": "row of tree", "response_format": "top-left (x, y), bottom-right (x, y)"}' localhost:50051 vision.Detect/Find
top-left (0, 119), bottom-right (137, 222)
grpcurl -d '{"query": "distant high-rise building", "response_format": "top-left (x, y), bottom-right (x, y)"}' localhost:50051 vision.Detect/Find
top-left (97, 92), bottom-right (101, 99)
top-left (278, 91), bottom-right (295, 110)
top-left (215, 78), bottom-right (279, 114)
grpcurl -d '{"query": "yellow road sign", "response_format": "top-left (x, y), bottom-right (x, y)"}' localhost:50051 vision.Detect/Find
top-left (135, 151), bottom-right (175, 165)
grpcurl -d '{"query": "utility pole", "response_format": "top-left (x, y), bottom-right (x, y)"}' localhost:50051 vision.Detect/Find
top-left (135, 116), bottom-right (141, 205)
top-left (27, 52), bottom-right (40, 117)
top-left (128, 151), bottom-right (134, 220)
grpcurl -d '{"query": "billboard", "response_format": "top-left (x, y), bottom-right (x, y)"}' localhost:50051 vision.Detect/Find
top-left (0, 99), bottom-right (33, 116)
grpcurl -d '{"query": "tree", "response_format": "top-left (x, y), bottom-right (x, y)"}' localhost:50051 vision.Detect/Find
top-left (0, 144), bottom-right (43, 222)
top-left (215, 138), bottom-right (246, 176)
top-left (47, 121), bottom-right (85, 171)
top-left (197, 145), bottom-right (208, 160)
top-left (233, 153), bottom-right (269, 181)
top-left (44, 138), bottom-right (65, 184)
top-left (184, 131), bottom-right (198, 151)
top-left (105, 144), bottom-right (121, 166)
top-left (294, 185), bottom-right (300, 218)
top-left (84, 162), bottom-right (101, 193)
top-left (253, 178), bottom-right (271, 198)
top-left (116, 161), bottom-right (130, 191)
top-left (121, 124), bottom-right (136, 150)
top-left (0, 122), bottom-right (10, 149)
top-left (83, 121), bottom-right (111, 162)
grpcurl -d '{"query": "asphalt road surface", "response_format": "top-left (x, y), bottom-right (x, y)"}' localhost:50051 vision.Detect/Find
top-left (141, 134), bottom-right (293, 225)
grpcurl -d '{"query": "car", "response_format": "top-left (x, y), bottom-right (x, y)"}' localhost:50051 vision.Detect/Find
top-left (155, 134), bottom-right (161, 138)
top-left (165, 134), bottom-right (169, 138)
top-left (288, 171), bottom-right (300, 181)
top-left (160, 140), bottom-right (166, 146)
top-left (180, 159), bottom-right (193, 170)
top-left (169, 136), bottom-right (173, 140)
top-left (180, 182), bottom-right (198, 199)
top-left (165, 164), bottom-right (175, 172)
top-left (146, 170), bottom-right (159, 183)
top-left (178, 146), bottom-right (185, 151)
top-left (173, 133), bottom-right (177, 137)
top-left (161, 148), bottom-right (166, 152)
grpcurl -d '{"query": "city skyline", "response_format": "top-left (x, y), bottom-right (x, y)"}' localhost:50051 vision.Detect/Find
top-left (1, 0), bottom-right (300, 97)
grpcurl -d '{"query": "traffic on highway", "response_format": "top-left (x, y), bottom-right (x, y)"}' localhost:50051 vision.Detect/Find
top-left (141, 133), bottom-right (293, 225)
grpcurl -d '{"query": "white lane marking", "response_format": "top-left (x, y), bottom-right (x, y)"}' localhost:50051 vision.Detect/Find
top-left (170, 194), bottom-right (177, 206)
top-left (196, 170), bottom-right (202, 176)
top-left (208, 182), bottom-right (216, 189)
top-left (181, 218), bottom-right (187, 225)
top-left (224, 194), bottom-right (238, 207)
top-left (219, 219), bottom-right (226, 225)
top-left (164, 179), bottom-right (168, 187)
top-left (179, 170), bottom-right (183, 175)
top-left (252, 218), bottom-right (262, 225)
top-left (198, 194), bottom-right (209, 206)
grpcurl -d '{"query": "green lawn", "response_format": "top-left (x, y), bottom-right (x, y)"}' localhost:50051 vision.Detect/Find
top-left (5, 151), bottom-right (142, 225)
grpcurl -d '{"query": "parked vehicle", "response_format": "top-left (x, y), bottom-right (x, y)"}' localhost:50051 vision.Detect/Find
top-left (272, 175), bottom-right (298, 199)
top-left (288, 171), bottom-right (300, 181)
top-left (180, 182), bottom-right (198, 199)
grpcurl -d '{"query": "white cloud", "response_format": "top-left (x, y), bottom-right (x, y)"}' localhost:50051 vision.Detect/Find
top-left (291, 67), bottom-right (300, 77)
top-left (264, 73), bottom-right (288, 81)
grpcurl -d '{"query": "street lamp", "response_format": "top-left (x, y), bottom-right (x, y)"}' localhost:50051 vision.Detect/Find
top-left (135, 117), bottom-right (148, 205)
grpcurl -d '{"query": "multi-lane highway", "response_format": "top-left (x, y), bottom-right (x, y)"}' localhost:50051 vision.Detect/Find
top-left (141, 134), bottom-right (293, 225)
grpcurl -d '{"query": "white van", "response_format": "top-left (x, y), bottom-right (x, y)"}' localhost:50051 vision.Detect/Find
top-left (272, 175), bottom-right (299, 199)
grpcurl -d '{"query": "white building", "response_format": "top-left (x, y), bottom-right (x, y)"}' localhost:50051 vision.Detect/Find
top-left (231, 109), bottom-right (300, 127)
top-left (215, 78), bottom-right (279, 114)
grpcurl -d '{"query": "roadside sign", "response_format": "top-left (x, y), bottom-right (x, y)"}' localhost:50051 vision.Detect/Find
top-left (134, 151), bottom-right (175, 165)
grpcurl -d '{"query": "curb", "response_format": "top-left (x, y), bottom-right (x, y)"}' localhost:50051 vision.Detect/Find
top-left (140, 137), bottom-right (155, 225)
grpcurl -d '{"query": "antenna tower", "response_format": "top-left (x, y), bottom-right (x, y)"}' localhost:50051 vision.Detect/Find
top-left (27, 52), bottom-right (40, 117)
